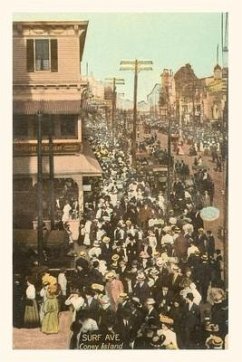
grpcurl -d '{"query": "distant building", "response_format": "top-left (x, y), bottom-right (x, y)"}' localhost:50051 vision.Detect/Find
top-left (200, 64), bottom-right (225, 123)
top-left (174, 64), bottom-right (203, 125)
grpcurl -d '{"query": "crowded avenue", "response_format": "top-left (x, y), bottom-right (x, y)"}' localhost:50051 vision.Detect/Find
top-left (13, 116), bottom-right (228, 350)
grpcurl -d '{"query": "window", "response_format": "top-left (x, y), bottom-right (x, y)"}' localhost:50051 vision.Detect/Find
top-left (35, 39), bottom-right (49, 71)
top-left (26, 39), bottom-right (58, 72)
top-left (13, 115), bottom-right (29, 137)
top-left (60, 116), bottom-right (77, 138)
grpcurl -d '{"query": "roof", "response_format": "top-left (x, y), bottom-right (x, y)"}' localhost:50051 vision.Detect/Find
top-left (13, 142), bottom-right (103, 177)
top-left (13, 100), bottom-right (81, 115)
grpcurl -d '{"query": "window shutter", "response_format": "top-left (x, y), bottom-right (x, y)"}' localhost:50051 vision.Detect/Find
top-left (51, 39), bottom-right (58, 72)
top-left (26, 39), bottom-right (34, 72)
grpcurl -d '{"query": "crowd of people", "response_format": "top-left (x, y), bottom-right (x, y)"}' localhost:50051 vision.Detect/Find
top-left (13, 119), bottom-right (228, 350)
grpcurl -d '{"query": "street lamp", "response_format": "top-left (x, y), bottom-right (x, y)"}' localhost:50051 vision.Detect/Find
top-left (120, 59), bottom-right (153, 167)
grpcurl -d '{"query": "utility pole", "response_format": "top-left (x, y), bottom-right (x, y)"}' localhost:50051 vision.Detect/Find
top-left (221, 12), bottom-right (228, 288)
top-left (167, 107), bottom-right (172, 214)
top-left (120, 59), bottom-right (153, 167)
top-left (37, 111), bottom-right (44, 264)
top-left (105, 77), bottom-right (125, 138)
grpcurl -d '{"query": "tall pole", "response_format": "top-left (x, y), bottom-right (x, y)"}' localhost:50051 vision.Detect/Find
top-left (222, 12), bottom-right (228, 288)
top-left (167, 107), bottom-right (172, 215)
top-left (105, 77), bottom-right (124, 139)
top-left (37, 111), bottom-right (44, 264)
top-left (48, 115), bottom-right (55, 229)
top-left (111, 78), bottom-right (116, 138)
top-left (120, 59), bottom-right (153, 167)
top-left (132, 59), bottom-right (138, 168)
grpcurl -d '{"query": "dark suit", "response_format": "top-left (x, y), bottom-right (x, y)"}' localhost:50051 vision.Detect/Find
top-left (84, 297), bottom-right (100, 322)
top-left (88, 268), bottom-right (104, 285)
top-left (133, 281), bottom-right (151, 304)
top-left (168, 273), bottom-right (183, 296)
top-left (144, 307), bottom-right (159, 326)
top-left (182, 302), bottom-right (200, 348)
top-left (100, 244), bottom-right (113, 265)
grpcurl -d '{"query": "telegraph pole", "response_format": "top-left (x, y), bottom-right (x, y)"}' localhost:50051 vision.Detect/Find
top-left (105, 77), bottom-right (125, 138)
top-left (221, 12), bottom-right (228, 288)
top-left (120, 59), bottom-right (153, 167)
top-left (37, 111), bottom-right (44, 264)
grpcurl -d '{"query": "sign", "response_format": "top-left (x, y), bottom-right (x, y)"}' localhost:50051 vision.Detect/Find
top-left (83, 184), bottom-right (92, 192)
top-left (13, 142), bottom-right (82, 155)
top-left (206, 79), bottom-right (226, 94)
top-left (79, 332), bottom-right (124, 350)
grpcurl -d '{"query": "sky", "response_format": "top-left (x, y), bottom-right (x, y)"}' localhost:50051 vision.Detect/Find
top-left (13, 12), bottom-right (222, 101)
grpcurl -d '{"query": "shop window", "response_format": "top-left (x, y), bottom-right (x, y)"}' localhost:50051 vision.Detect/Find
top-left (60, 116), bottom-right (77, 138)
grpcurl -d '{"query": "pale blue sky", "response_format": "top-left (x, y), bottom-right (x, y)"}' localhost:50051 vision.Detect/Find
top-left (14, 13), bottom-right (222, 101)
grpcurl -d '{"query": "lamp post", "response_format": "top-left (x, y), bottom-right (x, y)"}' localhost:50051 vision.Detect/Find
top-left (48, 115), bottom-right (55, 229)
top-left (120, 59), bottom-right (153, 167)
top-left (37, 111), bottom-right (44, 264)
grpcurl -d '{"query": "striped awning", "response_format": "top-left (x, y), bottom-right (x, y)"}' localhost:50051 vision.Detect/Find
top-left (13, 100), bottom-right (81, 115)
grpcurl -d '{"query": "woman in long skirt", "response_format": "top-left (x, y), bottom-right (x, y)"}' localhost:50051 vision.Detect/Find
top-left (41, 284), bottom-right (59, 334)
top-left (23, 276), bottom-right (39, 328)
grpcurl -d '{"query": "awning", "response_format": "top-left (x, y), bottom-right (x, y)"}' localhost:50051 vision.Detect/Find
top-left (13, 100), bottom-right (81, 115)
top-left (13, 142), bottom-right (103, 177)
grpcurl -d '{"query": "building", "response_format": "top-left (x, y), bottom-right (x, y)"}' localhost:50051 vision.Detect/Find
top-left (147, 83), bottom-right (161, 119)
top-left (13, 21), bottom-right (102, 229)
top-left (200, 64), bottom-right (225, 124)
top-left (174, 64), bottom-right (203, 125)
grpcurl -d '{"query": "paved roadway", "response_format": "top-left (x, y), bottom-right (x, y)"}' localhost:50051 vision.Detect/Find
top-left (13, 311), bottom-right (71, 349)
top-left (155, 131), bottom-right (225, 253)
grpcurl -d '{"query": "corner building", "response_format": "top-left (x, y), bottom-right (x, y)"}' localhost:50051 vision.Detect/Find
top-left (13, 21), bottom-right (102, 229)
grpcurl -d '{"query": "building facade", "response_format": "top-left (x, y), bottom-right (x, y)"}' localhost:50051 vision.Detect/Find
top-left (13, 21), bottom-right (102, 229)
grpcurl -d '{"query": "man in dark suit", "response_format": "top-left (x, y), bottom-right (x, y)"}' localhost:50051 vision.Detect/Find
top-left (154, 285), bottom-right (174, 314)
top-left (133, 273), bottom-right (151, 304)
top-left (205, 230), bottom-right (215, 259)
top-left (195, 228), bottom-right (208, 254)
top-left (144, 298), bottom-right (159, 326)
top-left (100, 236), bottom-right (113, 266)
top-left (181, 292), bottom-right (201, 349)
top-left (83, 287), bottom-right (100, 322)
top-left (88, 260), bottom-right (104, 286)
top-left (168, 265), bottom-right (183, 297)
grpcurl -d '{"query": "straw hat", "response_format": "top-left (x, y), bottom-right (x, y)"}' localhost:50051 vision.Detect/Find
top-left (210, 336), bottom-right (223, 348)
top-left (103, 236), bottom-right (111, 243)
top-left (111, 254), bottom-right (120, 261)
top-left (159, 314), bottom-right (174, 325)
top-left (79, 250), bottom-right (87, 257)
top-left (146, 298), bottom-right (156, 305)
top-left (91, 283), bottom-right (104, 292)
top-left (105, 271), bottom-right (116, 280)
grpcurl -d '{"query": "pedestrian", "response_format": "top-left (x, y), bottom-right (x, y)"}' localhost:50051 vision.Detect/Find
top-left (105, 271), bottom-right (124, 311)
top-left (41, 281), bottom-right (60, 334)
top-left (23, 276), bottom-right (39, 328)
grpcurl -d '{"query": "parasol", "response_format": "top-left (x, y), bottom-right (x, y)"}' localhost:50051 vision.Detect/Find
top-left (200, 206), bottom-right (220, 221)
